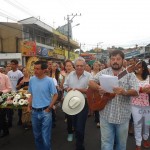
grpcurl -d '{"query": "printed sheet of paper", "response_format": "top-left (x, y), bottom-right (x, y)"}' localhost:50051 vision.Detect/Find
top-left (99, 74), bottom-right (119, 93)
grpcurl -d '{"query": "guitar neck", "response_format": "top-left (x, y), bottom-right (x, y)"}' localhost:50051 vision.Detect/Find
top-left (117, 69), bottom-right (128, 80)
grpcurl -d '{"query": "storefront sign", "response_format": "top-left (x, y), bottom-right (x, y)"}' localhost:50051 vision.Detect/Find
top-left (36, 46), bottom-right (65, 59)
top-left (36, 46), bottom-right (48, 56)
top-left (21, 41), bottom-right (36, 56)
top-left (56, 54), bottom-right (65, 60)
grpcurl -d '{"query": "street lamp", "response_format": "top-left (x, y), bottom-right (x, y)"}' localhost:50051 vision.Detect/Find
top-left (72, 23), bottom-right (80, 28)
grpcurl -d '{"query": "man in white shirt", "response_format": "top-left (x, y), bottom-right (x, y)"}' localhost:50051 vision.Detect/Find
top-left (7, 59), bottom-right (23, 127)
top-left (7, 60), bottom-right (23, 92)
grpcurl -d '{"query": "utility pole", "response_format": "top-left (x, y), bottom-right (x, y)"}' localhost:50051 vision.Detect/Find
top-left (65, 13), bottom-right (81, 59)
top-left (96, 42), bottom-right (103, 61)
top-left (79, 43), bottom-right (85, 55)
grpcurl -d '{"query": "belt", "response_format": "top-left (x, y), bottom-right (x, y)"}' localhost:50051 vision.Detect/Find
top-left (32, 106), bottom-right (48, 111)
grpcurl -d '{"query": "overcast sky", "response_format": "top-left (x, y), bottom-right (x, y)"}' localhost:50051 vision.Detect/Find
top-left (0, 0), bottom-right (150, 51)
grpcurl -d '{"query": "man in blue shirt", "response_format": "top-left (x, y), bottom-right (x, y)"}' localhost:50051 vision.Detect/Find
top-left (28, 61), bottom-right (58, 150)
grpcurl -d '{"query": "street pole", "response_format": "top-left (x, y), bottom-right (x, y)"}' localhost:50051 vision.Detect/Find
top-left (66, 13), bottom-right (81, 59)
top-left (67, 15), bottom-right (70, 59)
top-left (96, 43), bottom-right (98, 61)
top-left (96, 42), bottom-right (103, 61)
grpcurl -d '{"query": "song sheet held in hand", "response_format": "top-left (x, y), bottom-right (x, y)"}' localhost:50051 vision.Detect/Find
top-left (99, 74), bottom-right (119, 93)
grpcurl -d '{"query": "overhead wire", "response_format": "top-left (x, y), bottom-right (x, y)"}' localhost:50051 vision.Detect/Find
top-left (0, 11), bottom-right (18, 22)
top-left (0, 8), bottom-right (20, 21)
top-left (3, 0), bottom-right (35, 17)
top-left (12, 0), bottom-right (36, 16)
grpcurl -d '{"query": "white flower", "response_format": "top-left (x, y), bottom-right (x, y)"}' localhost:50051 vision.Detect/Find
top-left (18, 99), bottom-right (25, 105)
top-left (13, 99), bottom-right (18, 105)
top-left (15, 94), bottom-right (21, 99)
top-left (0, 97), bottom-right (3, 103)
top-left (24, 94), bottom-right (31, 98)
top-left (24, 100), bottom-right (29, 105)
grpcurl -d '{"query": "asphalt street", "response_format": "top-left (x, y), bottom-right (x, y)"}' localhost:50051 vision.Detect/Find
top-left (0, 108), bottom-right (149, 150)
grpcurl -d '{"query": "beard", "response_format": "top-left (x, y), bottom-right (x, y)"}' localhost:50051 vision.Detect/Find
top-left (111, 63), bottom-right (123, 71)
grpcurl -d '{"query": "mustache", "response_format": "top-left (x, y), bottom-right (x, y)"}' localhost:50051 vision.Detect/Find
top-left (112, 63), bottom-right (119, 66)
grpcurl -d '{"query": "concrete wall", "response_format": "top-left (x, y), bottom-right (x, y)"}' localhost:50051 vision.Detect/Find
top-left (0, 23), bottom-right (22, 53)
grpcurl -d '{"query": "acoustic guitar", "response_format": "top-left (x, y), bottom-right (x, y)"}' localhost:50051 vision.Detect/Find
top-left (87, 62), bottom-right (140, 111)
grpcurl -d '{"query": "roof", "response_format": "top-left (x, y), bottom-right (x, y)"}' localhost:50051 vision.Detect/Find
top-left (18, 17), bottom-right (53, 33)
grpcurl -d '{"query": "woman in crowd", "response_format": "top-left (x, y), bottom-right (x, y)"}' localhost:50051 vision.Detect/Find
top-left (16, 67), bottom-right (30, 90)
top-left (5, 63), bottom-right (11, 74)
top-left (91, 61), bottom-right (101, 128)
top-left (63, 59), bottom-right (75, 142)
top-left (85, 63), bottom-right (92, 73)
top-left (49, 62), bottom-right (63, 128)
top-left (100, 62), bottom-right (107, 70)
top-left (131, 61), bottom-right (150, 150)
top-left (16, 67), bottom-right (30, 128)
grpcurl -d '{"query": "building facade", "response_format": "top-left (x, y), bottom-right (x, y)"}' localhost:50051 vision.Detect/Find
top-left (0, 17), bottom-right (79, 67)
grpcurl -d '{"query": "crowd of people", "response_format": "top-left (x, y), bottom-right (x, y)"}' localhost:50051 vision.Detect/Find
top-left (0, 50), bottom-right (150, 150)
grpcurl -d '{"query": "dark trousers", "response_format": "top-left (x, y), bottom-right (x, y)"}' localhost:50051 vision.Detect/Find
top-left (18, 109), bottom-right (22, 123)
top-left (66, 114), bottom-right (73, 134)
top-left (73, 101), bottom-right (88, 150)
top-left (6, 108), bottom-right (13, 127)
top-left (0, 109), bottom-right (9, 133)
top-left (94, 111), bottom-right (100, 123)
top-left (52, 109), bottom-right (56, 127)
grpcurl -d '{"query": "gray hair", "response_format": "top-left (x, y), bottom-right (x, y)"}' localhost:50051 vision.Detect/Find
top-left (74, 57), bottom-right (86, 66)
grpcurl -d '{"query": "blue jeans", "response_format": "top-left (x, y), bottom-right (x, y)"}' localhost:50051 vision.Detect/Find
top-left (100, 117), bottom-right (129, 150)
top-left (32, 110), bottom-right (52, 150)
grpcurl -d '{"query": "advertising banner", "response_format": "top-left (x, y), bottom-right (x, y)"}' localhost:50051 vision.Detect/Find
top-left (21, 41), bottom-right (36, 56)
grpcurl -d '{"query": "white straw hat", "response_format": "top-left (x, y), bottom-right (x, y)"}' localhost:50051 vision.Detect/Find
top-left (62, 90), bottom-right (85, 115)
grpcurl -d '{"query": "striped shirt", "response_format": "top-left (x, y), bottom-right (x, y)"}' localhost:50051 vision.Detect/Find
top-left (91, 67), bottom-right (139, 124)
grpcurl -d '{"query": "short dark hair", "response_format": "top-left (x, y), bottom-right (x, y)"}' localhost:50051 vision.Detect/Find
top-left (109, 50), bottom-right (125, 59)
top-left (34, 61), bottom-right (48, 70)
top-left (11, 59), bottom-right (18, 65)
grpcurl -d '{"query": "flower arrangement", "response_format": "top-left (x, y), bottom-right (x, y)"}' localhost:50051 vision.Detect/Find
top-left (0, 91), bottom-right (30, 108)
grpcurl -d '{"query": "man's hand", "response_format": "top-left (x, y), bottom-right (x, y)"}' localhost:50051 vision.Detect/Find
top-left (126, 65), bottom-right (135, 73)
top-left (113, 87), bottom-right (126, 95)
top-left (44, 107), bottom-right (52, 112)
top-left (142, 86), bottom-right (150, 94)
top-left (66, 88), bottom-right (73, 92)
top-left (98, 86), bottom-right (107, 95)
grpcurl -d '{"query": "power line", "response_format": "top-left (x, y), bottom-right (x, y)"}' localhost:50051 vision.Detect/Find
top-left (0, 11), bottom-right (18, 22)
top-left (0, 8), bottom-right (20, 21)
top-left (4, 0), bottom-right (35, 17)
top-left (13, 0), bottom-right (36, 16)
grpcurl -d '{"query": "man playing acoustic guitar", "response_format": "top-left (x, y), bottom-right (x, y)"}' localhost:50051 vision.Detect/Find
top-left (89, 50), bottom-right (139, 150)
